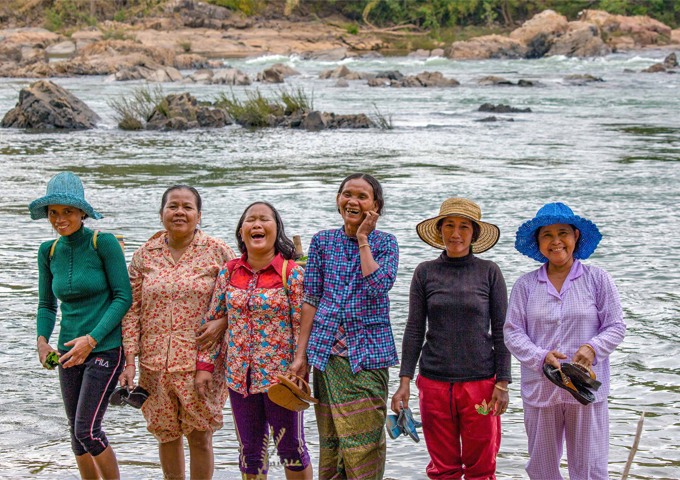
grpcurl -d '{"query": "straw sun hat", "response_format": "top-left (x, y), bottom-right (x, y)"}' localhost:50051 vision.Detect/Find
top-left (416, 198), bottom-right (500, 253)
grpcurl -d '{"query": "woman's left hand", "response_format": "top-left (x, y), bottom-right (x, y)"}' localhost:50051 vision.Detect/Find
top-left (572, 345), bottom-right (596, 369)
top-left (490, 382), bottom-right (509, 416)
top-left (356, 211), bottom-right (379, 240)
top-left (60, 335), bottom-right (95, 368)
top-left (196, 317), bottom-right (227, 350)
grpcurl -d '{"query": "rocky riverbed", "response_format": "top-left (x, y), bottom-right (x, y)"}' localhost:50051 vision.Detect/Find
top-left (1, 4), bottom-right (679, 81)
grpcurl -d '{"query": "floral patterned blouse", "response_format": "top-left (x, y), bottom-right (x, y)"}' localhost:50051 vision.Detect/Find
top-left (122, 230), bottom-right (235, 372)
top-left (197, 253), bottom-right (303, 396)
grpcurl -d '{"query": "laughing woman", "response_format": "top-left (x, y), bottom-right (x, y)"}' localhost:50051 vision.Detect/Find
top-left (31, 172), bottom-right (132, 480)
top-left (196, 201), bottom-right (311, 480)
top-left (504, 203), bottom-right (626, 480)
top-left (120, 185), bottom-right (235, 480)
top-left (290, 173), bottom-right (399, 480)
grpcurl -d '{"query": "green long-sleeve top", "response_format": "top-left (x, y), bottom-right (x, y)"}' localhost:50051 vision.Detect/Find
top-left (37, 226), bottom-right (132, 352)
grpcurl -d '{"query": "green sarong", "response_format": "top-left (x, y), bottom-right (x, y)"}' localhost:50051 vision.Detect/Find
top-left (313, 355), bottom-right (389, 480)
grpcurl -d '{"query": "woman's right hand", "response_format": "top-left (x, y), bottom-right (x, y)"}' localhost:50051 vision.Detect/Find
top-left (37, 338), bottom-right (58, 369)
top-left (119, 364), bottom-right (136, 388)
top-left (195, 370), bottom-right (213, 401)
top-left (544, 350), bottom-right (568, 369)
top-left (391, 378), bottom-right (411, 414)
top-left (290, 354), bottom-right (308, 378)
top-left (196, 317), bottom-right (227, 351)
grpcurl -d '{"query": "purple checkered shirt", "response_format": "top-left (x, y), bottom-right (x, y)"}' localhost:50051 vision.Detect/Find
top-left (303, 228), bottom-right (399, 373)
top-left (504, 260), bottom-right (626, 407)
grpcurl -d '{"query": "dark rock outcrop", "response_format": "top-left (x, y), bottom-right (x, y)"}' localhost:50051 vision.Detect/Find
top-left (369, 72), bottom-right (458, 88)
top-left (257, 63), bottom-right (300, 83)
top-left (641, 63), bottom-right (666, 73)
top-left (478, 104), bottom-right (531, 113)
top-left (375, 70), bottom-right (404, 81)
top-left (478, 76), bottom-right (514, 86)
top-left (663, 53), bottom-right (678, 69)
top-left (1, 80), bottom-right (99, 129)
top-left (563, 74), bottom-right (604, 83)
top-left (272, 109), bottom-right (374, 131)
top-left (145, 93), bottom-right (232, 130)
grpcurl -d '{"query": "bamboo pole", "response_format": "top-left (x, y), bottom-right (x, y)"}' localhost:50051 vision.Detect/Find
top-left (621, 411), bottom-right (645, 480)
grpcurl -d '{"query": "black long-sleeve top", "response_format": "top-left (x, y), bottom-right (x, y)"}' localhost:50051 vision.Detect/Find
top-left (399, 251), bottom-right (512, 383)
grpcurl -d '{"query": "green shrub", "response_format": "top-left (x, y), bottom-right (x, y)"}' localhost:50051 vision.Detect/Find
top-left (43, 9), bottom-right (64, 32)
top-left (178, 41), bottom-right (192, 52)
top-left (215, 89), bottom-right (273, 127)
top-left (371, 102), bottom-right (393, 130)
top-left (206, 0), bottom-right (266, 16)
top-left (108, 84), bottom-right (166, 130)
top-left (346, 22), bottom-right (359, 35)
top-left (114, 10), bottom-right (126, 22)
top-left (279, 87), bottom-right (313, 115)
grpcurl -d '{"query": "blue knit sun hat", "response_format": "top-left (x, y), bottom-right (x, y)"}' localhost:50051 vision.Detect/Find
top-left (29, 172), bottom-right (103, 220)
top-left (515, 203), bottom-right (602, 262)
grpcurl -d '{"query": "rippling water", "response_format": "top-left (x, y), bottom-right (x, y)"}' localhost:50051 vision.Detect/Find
top-left (1, 49), bottom-right (679, 479)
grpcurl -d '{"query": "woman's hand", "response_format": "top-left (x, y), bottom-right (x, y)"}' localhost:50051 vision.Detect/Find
top-left (572, 344), bottom-right (596, 370)
top-left (490, 382), bottom-right (509, 416)
top-left (37, 337), bottom-right (59, 369)
top-left (290, 354), bottom-right (308, 378)
top-left (356, 211), bottom-right (379, 242)
top-left (195, 370), bottom-right (213, 401)
top-left (544, 350), bottom-right (567, 369)
top-left (196, 317), bottom-right (227, 351)
top-left (60, 335), bottom-right (95, 368)
top-left (391, 377), bottom-right (411, 414)
top-left (119, 364), bottom-right (136, 387)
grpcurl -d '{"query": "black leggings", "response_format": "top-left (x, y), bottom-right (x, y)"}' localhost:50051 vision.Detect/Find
top-left (58, 346), bottom-right (123, 457)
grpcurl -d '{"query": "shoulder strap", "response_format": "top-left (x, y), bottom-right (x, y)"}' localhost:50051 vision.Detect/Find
top-left (49, 238), bottom-right (60, 261)
top-left (93, 230), bottom-right (98, 250)
top-left (282, 259), bottom-right (289, 294)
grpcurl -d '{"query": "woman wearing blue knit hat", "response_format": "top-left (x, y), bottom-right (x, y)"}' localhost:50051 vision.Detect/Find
top-left (504, 203), bottom-right (626, 480)
top-left (30, 172), bottom-right (132, 479)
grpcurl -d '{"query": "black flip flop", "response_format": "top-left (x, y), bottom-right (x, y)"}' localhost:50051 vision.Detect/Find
top-left (561, 363), bottom-right (602, 391)
top-left (542, 364), bottom-right (595, 406)
top-left (109, 386), bottom-right (149, 409)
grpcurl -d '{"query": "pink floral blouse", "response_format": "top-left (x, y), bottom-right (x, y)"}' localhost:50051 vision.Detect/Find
top-left (197, 253), bottom-right (303, 396)
top-left (122, 230), bottom-right (235, 372)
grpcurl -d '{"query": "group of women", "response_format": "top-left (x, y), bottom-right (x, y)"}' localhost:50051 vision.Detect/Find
top-left (32, 170), bottom-right (625, 480)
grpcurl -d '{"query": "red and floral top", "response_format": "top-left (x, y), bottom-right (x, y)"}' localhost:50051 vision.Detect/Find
top-left (122, 230), bottom-right (235, 372)
top-left (197, 253), bottom-right (303, 396)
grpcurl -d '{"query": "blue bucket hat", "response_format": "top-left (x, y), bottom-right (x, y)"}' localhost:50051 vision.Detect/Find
top-left (29, 172), bottom-right (103, 221)
top-left (515, 203), bottom-right (602, 262)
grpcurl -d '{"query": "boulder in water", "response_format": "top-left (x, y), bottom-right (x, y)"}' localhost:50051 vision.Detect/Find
top-left (564, 74), bottom-right (604, 84)
top-left (334, 79), bottom-right (349, 88)
top-left (546, 23), bottom-right (611, 57)
top-left (145, 92), bottom-right (232, 130)
top-left (478, 76), bottom-right (514, 86)
top-left (664, 53), bottom-right (678, 69)
top-left (392, 72), bottom-right (459, 87)
top-left (375, 70), bottom-right (403, 81)
top-left (641, 63), bottom-right (666, 73)
top-left (445, 35), bottom-right (527, 60)
top-left (478, 103), bottom-right (531, 113)
top-left (213, 68), bottom-right (252, 85)
top-left (1, 80), bottom-right (99, 129)
top-left (509, 9), bottom-right (569, 58)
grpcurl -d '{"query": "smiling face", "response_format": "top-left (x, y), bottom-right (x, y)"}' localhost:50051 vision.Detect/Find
top-left (160, 188), bottom-right (201, 240)
top-left (239, 203), bottom-right (277, 258)
top-left (537, 223), bottom-right (580, 267)
top-left (48, 205), bottom-right (84, 236)
top-left (440, 216), bottom-right (475, 258)
top-left (337, 178), bottom-right (378, 230)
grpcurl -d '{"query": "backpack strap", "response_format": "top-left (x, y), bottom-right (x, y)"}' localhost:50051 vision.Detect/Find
top-left (49, 238), bottom-right (60, 261)
top-left (282, 259), bottom-right (289, 294)
top-left (93, 230), bottom-right (98, 250)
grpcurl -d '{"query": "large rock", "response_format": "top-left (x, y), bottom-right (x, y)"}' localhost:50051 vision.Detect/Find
top-left (546, 23), bottom-right (611, 57)
top-left (257, 63), bottom-right (300, 83)
top-left (368, 78), bottom-right (390, 87)
top-left (479, 103), bottom-right (531, 113)
top-left (563, 74), bottom-right (604, 84)
top-left (145, 93), bottom-right (232, 130)
top-left (304, 47), bottom-right (349, 61)
top-left (641, 63), bottom-right (665, 73)
top-left (212, 68), bottom-right (252, 85)
top-left (509, 10), bottom-right (569, 58)
top-left (445, 35), bottom-right (527, 60)
top-left (319, 65), bottom-right (351, 79)
top-left (1, 80), bottom-right (99, 129)
top-left (478, 76), bottom-right (514, 86)
top-left (664, 53), bottom-right (678, 69)
top-left (578, 10), bottom-right (672, 47)
top-left (183, 68), bottom-right (214, 84)
top-left (673, 29), bottom-right (680, 44)
top-left (45, 41), bottom-right (76, 56)
top-left (375, 70), bottom-right (404, 80)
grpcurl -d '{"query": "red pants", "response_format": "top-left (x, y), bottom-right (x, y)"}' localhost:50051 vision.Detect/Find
top-left (417, 375), bottom-right (501, 480)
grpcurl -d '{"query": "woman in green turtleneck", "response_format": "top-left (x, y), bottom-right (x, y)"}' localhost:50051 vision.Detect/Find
top-left (30, 172), bottom-right (132, 480)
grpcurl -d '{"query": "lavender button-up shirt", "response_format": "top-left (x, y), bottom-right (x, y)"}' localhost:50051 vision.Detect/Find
top-left (504, 260), bottom-right (626, 407)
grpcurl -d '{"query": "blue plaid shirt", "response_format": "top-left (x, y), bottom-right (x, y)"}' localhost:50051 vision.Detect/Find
top-left (303, 227), bottom-right (399, 373)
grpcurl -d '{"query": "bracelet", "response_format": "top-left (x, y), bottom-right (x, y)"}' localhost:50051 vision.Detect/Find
top-left (358, 244), bottom-right (370, 249)
top-left (85, 334), bottom-right (96, 349)
top-left (124, 364), bottom-right (135, 369)
top-left (494, 384), bottom-right (509, 392)
top-left (582, 343), bottom-right (597, 358)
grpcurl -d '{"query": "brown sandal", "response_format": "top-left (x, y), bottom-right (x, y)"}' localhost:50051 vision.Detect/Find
top-left (267, 374), bottom-right (318, 412)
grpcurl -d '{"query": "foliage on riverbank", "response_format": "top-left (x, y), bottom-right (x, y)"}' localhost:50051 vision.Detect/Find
top-left (214, 87), bottom-right (312, 126)
top-left (2, 0), bottom-right (677, 35)
top-left (108, 83), bottom-right (167, 130)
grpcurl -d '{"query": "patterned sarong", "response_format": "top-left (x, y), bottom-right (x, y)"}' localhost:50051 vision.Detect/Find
top-left (313, 355), bottom-right (389, 480)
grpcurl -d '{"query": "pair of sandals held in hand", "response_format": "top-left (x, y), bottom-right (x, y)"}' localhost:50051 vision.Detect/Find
top-left (543, 362), bottom-right (602, 405)
top-left (109, 386), bottom-right (150, 409)
top-left (386, 402), bottom-right (422, 443)
top-left (268, 373), bottom-right (319, 412)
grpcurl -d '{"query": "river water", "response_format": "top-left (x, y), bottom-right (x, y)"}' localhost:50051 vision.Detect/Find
top-left (0, 49), bottom-right (678, 479)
